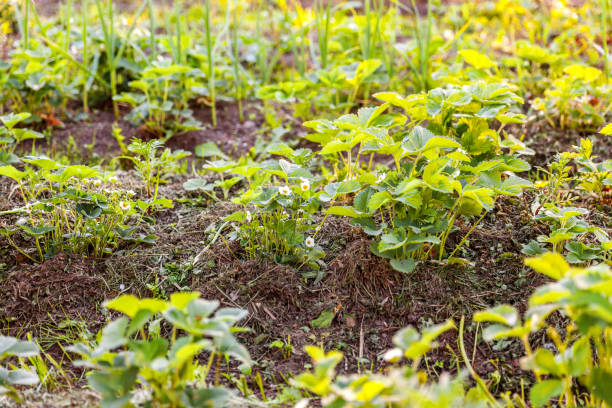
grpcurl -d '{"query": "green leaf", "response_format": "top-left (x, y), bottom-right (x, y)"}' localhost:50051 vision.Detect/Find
top-left (0, 112), bottom-right (30, 129)
top-left (462, 187), bottom-right (494, 211)
top-left (532, 348), bottom-right (563, 376)
top-left (21, 156), bottom-right (60, 170)
top-left (224, 211), bottom-right (247, 223)
top-left (459, 49), bottom-right (496, 69)
top-left (183, 178), bottom-right (214, 191)
top-left (320, 140), bottom-right (351, 155)
top-left (171, 292), bottom-right (202, 310)
top-left (530, 380), bottom-right (563, 408)
top-left (0, 165), bottom-right (26, 182)
top-left (599, 123), bottom-right (612, 135)
top-left (97, 317), bottom-right (130, 352)
top-left (326, 206), bottom-right (366, 218)
top-left (402, 126), bottom-right (459, 154)
top-left (589, 368), bottom-right (612, 404)
top-left (353, 187), bottom-right (377, 213)
top-left (473, 305), bottom-right (519, 326)
top-left (0, 336), bottom-right (39, 358)
top-left (367, 191), bottom-right (392, 212)
top-left (18, 224), bottom-right (56, 236)
top-left (347, 59), bottom-right (382, 86)
top-left (423, 158), bottom-right (453, 193)
top-left (7, 369), bottom-right (39, 386)
top-left (322, 180), bottom-right (362, 201)
top-left (375, 92), bottom-right (423, 112)
top-left (76, 203), bottom-right (103, 219)
top-left (105, 295), bottom-right (168, 318)
top-left (151, 198), bottom-right (174, 208)
top-left (497, 175), bottom-right (533, 196)
top-left (525, 253), bottom-right (569, 280)
top-left (266, 143), bottom-right (295, 158)
top-left (310, 310), bottom-right (334, 328)
top-left (195, 142), bottom-right (228, 159)
top-left (568, 336), bottom-right (590, 377)
top-left (378, 229), bottom-right (407, 252)
top-left (390, 258), bottom-right (417, 274)
top-left (482, 324), bottom-right (529, 341)
top-left (13, 129), bottom-right (44, 143)
top-left (521, 240), bottom-right (546, 256)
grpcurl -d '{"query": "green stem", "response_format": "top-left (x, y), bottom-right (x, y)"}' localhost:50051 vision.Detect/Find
top-left (603, 0), bottom-right (610, 84)
top-left (459, 317), bottom-right (501, 407)
top-left (205, 0), bottom-right (216, 126)
top-left (82, 0), bottom-right (89, 111)
top-left (447, 210), bottom-right (488, 259)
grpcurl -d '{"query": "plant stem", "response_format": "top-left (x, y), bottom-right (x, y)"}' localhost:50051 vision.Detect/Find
top-left (458, 316), bottom-right (501, 407)
top-left (447, 210), bottom-right (488, 259)
top-left (204, 0), bottom-right (217, 126)
top-left (230, 0), bottom-right (243, 121)
top-left (82, 0), bottom-right (89, 112)
top-left (148, 0), bottom-right (156, 61)
top-left (603, 0), bottom-right (610, 83)
top-left (24, 0), bottom-right (29, 49)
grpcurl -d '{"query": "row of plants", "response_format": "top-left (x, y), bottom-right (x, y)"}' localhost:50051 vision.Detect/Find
top-left (3, 253), bottom-right (612, 407)
top-left (3, 0), bottom-right (612, 138)
top-left (0, 112), bottom-right (187, 260)
top-left (209, 83), bottom-right (609, 273)
top-left (2, 89), bottom-right (609, 270)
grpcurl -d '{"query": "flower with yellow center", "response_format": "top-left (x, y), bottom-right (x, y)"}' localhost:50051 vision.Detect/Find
top-left (305, 237), bottom-right (315, 248)
top-left (300, 178), bottom-right (310, 192)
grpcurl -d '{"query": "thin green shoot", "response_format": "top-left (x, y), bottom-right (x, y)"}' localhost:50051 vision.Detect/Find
top-left (229, 0), bottom-right (243, 121)
top-left (205, 0), bottom-right (216, 126)
top-left (82, 0), bottom-right (89, 111)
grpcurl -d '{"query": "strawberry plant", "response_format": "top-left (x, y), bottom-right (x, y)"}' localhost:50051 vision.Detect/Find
top-left (114, 61), bottom-right (202, 139)
top-left (0, 336), bottom-right (40, 402)
top-left (475, 253), bottom-right (612, 407)
top-left (115, 138), bottom-right (190, 201)
top-left (218, 154), bottom-right (324, 268)
top-left (532, 64), bottom-right (607, 130)
top-left (0, 112), bottom-right (43, 165)
top-left (0, 156), bottom-right (158, 260)
top-left (2, 44), bottom-right (79, 117)
top-left (304, 83), bottom-right (532, 273)
top-left (68, 292), bottom-right (251, 408)
top-left (525, 205), bottom-right (609, 261)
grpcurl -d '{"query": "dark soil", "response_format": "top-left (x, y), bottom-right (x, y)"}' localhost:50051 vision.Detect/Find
top-left (15, 101), bottom-right (266, 163)
top-left (0, 253), bottom-right (107, 382)
top-left (515, 121), bottom-right (612, 168)
top-left (0, 254), bottom-right (105, 329)
top-left (166, 102), bottom-right (265, 157)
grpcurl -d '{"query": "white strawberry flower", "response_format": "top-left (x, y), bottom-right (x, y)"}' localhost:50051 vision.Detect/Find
top-left (119, 201), bottom-right (131, 211)
top-left (279, 185), bottom-right (291, 196)
top-left (300, 178), bottom-right (310, 192)
top-left (305, 237), bottom-right (315, 248)
top-left (294, 399), bottom-right (309, 408)
top-left (383, 348), bottom-right (403, 363)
